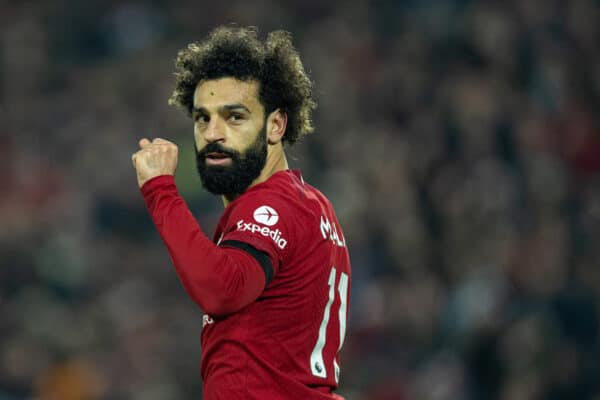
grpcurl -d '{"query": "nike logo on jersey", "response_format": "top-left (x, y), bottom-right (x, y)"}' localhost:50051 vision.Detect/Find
top-left (236, 220), bottom-right (288, 249)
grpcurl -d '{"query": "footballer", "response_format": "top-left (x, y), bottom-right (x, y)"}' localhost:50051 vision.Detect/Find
top-left (131, 26), bottom-right (351, 399)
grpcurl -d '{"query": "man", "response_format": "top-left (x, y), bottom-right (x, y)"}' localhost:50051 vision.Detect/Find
top-left (131, 26), bottom-right (351, 399)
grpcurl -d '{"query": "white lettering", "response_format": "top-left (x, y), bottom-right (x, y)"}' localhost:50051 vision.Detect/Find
top-left (202, 314), bottom-right (214, 328)
top-left (320, 216), bottom-right (346, 248)
top-left (320, 216), bottom-right (332, 239)
top-left (236, 219), bottom-right (288, 249)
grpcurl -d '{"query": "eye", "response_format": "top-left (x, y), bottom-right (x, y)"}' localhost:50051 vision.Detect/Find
top-left (229, 112), bottom-right (245, 122)
top-left (194, 113), bottom-right (209, 123)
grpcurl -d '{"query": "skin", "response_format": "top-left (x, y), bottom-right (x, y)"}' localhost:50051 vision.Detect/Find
top-left (132, 77), bottom-right (288, 206)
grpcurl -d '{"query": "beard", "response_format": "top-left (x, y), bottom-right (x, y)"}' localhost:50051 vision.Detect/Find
top-left (195, 123), bottom-right (268, 196)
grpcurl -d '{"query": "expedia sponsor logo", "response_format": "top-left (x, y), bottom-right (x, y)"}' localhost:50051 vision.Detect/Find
top-left (237, 220), bottom-right (288, 249)
top-left (253, 205), bottom-right (279, 226)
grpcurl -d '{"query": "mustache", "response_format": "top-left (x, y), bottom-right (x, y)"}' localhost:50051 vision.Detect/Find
top-left (197, 143), bottom-right (237, 159)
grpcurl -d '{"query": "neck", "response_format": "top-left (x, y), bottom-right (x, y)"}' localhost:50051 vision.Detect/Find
top-left (222, 144), bottom-right (288, 207)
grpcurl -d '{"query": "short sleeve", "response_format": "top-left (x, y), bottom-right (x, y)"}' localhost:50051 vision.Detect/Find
top-left (218, 191), bottom-right (295, 279)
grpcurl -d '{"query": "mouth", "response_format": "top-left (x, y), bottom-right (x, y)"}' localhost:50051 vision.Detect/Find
top-left (205, 152), bottom-right (232, 166)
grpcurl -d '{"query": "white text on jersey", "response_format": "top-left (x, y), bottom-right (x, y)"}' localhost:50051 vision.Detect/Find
top-left (203, 314), bottom-right (214, 327)
top-left (236, 220), bottom-right (288, 249)
top-left (320, 216), bottom-right (346, 247)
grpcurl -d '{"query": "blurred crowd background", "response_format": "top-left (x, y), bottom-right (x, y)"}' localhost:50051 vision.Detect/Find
top-left (2, 0), bottom-right (600, 399)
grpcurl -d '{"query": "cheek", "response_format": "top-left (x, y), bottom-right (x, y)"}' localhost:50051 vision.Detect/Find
top-left (240, 134), bottom-right (254, 148)
top-left (225, 127), bottom-right (250, 148)
top-left (193, 129), bottom-right (205, 147)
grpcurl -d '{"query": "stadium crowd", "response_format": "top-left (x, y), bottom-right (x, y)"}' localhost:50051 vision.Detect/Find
top-left (2, 0), bottom-right (600, 399)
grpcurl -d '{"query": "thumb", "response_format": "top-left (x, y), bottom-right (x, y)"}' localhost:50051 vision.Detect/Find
top-left (139, 138), bottom-right (151, 149)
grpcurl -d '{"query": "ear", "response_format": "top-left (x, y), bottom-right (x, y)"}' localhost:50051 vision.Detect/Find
top-left (266, 109), bottom-right (288, 145)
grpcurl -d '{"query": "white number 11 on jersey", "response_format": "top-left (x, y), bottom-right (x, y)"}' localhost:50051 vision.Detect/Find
top-left (310, 267), bottom-right (349, 382)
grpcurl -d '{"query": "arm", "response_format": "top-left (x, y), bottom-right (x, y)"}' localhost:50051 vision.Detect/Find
top-left (133, 139), bottom-right (268, 316)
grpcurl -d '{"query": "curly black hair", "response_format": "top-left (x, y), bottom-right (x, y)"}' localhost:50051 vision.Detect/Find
top-left (169, 26), bottom-right (317, 146)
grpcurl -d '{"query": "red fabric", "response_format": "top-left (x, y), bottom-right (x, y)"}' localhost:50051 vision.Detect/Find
top-left (142, 170), bottom-right (351, 400)
top-left (141, 175), bottom-right (266, 316)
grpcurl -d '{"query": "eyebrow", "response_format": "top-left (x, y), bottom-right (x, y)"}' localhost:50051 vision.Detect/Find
top-left (192, 103), bottom-right (251, 115)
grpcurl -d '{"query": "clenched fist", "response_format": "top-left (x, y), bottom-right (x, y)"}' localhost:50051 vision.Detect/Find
top-left (132, 138), bottom-right (178, 188)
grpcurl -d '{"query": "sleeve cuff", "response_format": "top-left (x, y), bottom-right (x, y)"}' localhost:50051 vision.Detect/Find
top-left (140, 175), bottom-right (177, 197)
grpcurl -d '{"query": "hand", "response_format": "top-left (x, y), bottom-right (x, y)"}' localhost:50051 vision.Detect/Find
top-left (132, 138), bottom-right (179, 188)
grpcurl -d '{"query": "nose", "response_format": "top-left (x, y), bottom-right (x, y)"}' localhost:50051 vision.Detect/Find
top-left (203, 117), bottom-right (225, 144)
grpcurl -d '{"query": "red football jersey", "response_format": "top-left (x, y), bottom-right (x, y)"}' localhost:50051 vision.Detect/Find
top-left (202, 169), bottom-right (351, 399)
top-left (141, 170), bottom-right (351, 399)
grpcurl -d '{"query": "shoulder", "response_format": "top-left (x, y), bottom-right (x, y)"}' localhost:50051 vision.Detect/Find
top-left (215, 173), bottom-right (306, 263)
top-left (233, 170), bottom-right (318, 219)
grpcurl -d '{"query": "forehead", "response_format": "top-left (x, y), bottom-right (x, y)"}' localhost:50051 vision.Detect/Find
top-left (193, 77), bottom-right (262, 111)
